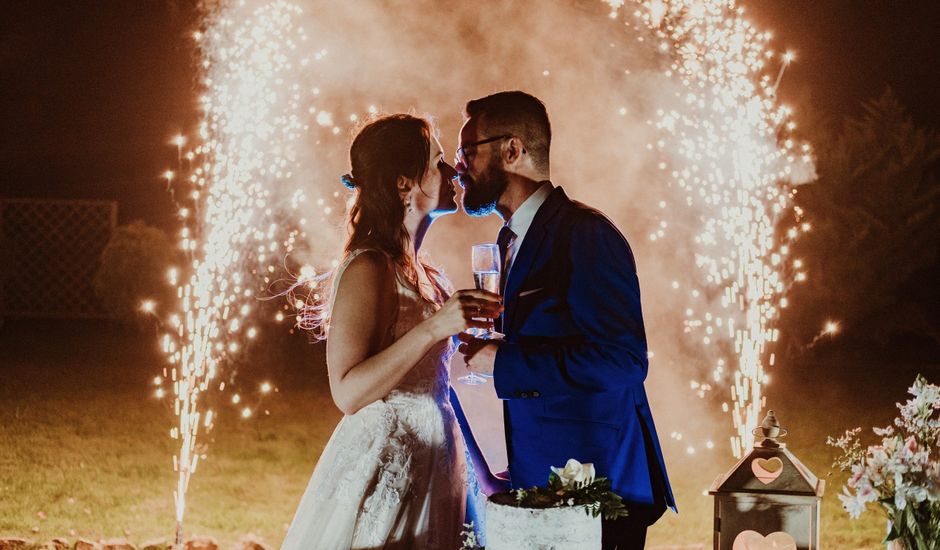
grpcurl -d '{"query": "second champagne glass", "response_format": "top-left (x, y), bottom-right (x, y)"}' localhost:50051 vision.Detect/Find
top-left (458, 243), bottom-right (502, 386)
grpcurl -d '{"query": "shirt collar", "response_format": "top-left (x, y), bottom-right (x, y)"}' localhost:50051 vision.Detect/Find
top-left (506, 181), bottom-right (554, 241)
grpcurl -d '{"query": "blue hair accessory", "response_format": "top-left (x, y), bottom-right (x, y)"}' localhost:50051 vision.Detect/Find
top-left (340, 173), bottom-right (357, 190)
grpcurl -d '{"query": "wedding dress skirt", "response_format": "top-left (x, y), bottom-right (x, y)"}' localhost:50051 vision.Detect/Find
top-left (281, 250), bottom-right (467, 550)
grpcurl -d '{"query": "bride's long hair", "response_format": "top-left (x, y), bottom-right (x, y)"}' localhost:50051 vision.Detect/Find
top-left (295, 113), bottom-right (446, 340)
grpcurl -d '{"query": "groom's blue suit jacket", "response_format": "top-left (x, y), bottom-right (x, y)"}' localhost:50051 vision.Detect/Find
top-left (494, 186), bottom-right (676, 512)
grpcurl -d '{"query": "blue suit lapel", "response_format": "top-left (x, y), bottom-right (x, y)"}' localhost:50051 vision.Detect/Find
top-left (502, 186), bottom-right (568, 332)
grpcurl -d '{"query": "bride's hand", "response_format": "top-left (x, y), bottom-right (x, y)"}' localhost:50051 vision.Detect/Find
top-left (425, 289), bottom-right (502, 340)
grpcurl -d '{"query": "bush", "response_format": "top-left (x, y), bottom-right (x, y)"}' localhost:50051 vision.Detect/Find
top-left (93, 220), bottom-right (180, 324)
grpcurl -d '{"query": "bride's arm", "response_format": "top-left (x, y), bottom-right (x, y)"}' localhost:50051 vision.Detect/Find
top-left (327, 252), bottom-right (500, 415)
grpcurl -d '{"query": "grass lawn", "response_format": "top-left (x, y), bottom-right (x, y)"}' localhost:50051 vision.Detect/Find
top-left (1, 320), bottom-right (929, 548)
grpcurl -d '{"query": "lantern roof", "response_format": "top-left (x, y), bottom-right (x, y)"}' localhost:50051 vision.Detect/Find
top-left (708, 410), bottom-right (825, 497)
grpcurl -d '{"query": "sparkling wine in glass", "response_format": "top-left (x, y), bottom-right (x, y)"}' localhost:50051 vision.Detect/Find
top-left (473, 269), bottom-right (500, 294)
top-left (458, 243), bottom-right (502, 386)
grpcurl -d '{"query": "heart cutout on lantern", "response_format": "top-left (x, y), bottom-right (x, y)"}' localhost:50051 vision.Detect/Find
top-left (732, 530), bottom-right (797, 550)
top-left (751, 457), bottom-right (783, 484)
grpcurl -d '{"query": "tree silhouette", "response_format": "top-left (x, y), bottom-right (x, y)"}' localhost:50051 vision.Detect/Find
top-left (780, 89), bottom-right (940, 354)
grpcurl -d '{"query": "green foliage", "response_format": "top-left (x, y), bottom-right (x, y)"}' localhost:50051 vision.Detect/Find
top-left (510, 473), bottom-right (629, 521)
top-left (780, 89), bottom-right (940, 351)
top-left (93, 221), bottom-right (179, 324)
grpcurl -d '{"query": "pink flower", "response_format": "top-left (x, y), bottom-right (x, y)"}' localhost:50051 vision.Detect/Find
top-left (857, 484), bottom-right (875, 501)
top-left (848, 465), bottom-right (864, 488)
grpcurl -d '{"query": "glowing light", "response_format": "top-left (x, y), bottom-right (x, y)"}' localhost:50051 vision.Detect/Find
top-left (824, 321), bottom-right (839, 335)
top-left (260, 382), bottom-right (272, 393)
top-left (298, 264), bottom-right (317, 285)
top-left (140, 300), bottom-right (156, 314)
top-left (607, 0), bottom-right (811, 457)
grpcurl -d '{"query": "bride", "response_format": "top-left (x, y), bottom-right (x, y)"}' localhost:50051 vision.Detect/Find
top-left (281, 114), bottom-right (502, 549)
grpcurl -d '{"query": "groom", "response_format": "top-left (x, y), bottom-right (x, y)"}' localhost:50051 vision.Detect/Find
top-left (455, 91), bottom-right (676, 549)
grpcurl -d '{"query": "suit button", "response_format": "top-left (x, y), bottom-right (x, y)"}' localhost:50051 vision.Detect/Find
top-left (532, 391), bottom-right (541, 398)
top-left (520, 392), bottom-right (529, 398)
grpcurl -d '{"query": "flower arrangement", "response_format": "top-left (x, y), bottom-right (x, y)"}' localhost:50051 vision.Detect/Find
top-left (459, 522), bottom-right (481, 550)
top-left (828, 375), bottom-right (940, 549)
top-left (506, 459), bottom-right (628, 520)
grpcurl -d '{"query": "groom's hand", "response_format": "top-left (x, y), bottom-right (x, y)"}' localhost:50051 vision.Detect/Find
top-left (457, 333), bottom-right (498, 376)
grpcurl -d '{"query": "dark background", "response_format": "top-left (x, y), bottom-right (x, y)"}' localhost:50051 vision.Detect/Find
top-left (751, 0), bottom-right (939, 133)
top-left (1, 1), bottom-right (197, 229)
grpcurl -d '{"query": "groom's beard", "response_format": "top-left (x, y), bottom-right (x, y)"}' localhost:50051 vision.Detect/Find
top-left (461, 157), bottom-right (508, 217)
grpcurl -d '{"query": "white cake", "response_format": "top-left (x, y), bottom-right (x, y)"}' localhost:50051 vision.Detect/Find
top-left (484, 498), bottom-right (602, 550)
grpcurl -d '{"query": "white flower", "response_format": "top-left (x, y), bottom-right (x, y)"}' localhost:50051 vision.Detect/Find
top-left (895, 486), bottom-right (908, 511)
top-left (873, 426), bottom-right (895, 437)
top-left (551, 459), bottom-right (596, 489)
top-left (839, 487), bottom-right (866, 519)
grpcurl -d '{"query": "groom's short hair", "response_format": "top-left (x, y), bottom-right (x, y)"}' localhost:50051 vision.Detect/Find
top-left (465, 91), bottom-right (551, 172)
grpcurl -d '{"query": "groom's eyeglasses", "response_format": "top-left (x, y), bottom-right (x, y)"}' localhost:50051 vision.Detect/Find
top-left (455, 134), bottom-right (512, 167)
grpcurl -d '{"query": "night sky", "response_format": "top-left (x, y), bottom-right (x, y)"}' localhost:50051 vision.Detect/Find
top-left (1, 0), bottom-right (937, 229)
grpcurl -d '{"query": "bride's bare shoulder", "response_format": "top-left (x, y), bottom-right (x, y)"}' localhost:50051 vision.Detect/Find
top-left (333, 250), bottom-right (396, 308)
top-left (344, 249), bottom-right (391, 275)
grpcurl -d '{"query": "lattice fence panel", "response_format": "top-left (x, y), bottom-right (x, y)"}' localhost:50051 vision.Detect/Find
top-left (1, 199), bottom-right (117, 318)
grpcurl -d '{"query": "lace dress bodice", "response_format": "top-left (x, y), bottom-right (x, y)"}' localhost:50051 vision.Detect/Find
top-left (384, 259), bottom-right (455, 404)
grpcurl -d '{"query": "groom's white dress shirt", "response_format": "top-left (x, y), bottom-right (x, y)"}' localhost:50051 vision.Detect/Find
top-left (502, 181), bottom-right (554, 276)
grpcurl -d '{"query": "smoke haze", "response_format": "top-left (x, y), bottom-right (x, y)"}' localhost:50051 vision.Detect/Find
top-left (199, 0), bottom-right (804, 487)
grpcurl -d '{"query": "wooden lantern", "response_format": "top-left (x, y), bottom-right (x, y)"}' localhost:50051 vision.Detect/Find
top-left (708, 410), bottom-right (825, 550)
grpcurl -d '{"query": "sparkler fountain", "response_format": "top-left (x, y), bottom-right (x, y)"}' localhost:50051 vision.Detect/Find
top-left (158, 2), bottom-right (320, 542)
top-left (605, 0), bottom-right (813, 457)
top-left (155, 0), bottom-right (812, 538)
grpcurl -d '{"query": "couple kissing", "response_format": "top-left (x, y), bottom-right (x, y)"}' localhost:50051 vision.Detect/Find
top-left (281, 91), bottom-right (675, 550)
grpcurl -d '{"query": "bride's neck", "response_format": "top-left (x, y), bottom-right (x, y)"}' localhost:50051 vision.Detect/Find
top-left (406, 214), bottom-right (433, 253)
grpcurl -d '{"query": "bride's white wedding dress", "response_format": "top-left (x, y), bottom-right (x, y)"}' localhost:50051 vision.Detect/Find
top-left (281, 249), bottom-right (467, 550)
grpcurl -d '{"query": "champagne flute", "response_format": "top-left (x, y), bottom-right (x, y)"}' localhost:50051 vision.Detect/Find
top-left (458, 243), bottom-right (501, 386)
